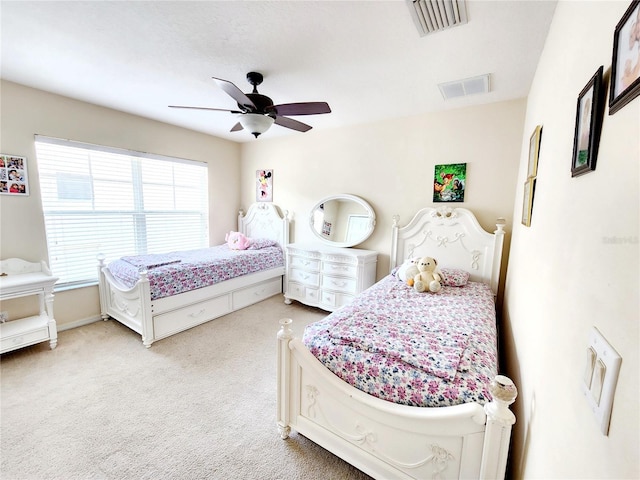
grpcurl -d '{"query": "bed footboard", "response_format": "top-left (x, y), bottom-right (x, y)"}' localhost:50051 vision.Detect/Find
top-left (277, 318), bottom-right (516, 480)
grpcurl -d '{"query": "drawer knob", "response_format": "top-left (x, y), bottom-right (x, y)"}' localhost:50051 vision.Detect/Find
top-left (189, 309), bottom-right (206, 318)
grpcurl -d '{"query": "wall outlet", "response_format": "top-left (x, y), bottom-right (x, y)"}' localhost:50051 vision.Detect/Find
top-left (0, 311), bottom-right (8, 323)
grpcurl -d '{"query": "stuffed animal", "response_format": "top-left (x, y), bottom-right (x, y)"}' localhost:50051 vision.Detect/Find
top-left (413, 256), bottom-right (442, 293)
top-left (225, 231), bottom-right (250, 250)
top-left (397, 257), bottom-right (420, 286)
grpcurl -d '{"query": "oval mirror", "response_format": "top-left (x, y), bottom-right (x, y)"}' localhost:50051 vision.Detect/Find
top-left (309, 194), bottom-right (376, 247)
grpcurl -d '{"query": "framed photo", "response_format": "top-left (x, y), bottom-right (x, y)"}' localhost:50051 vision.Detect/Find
top-left (433, 163), bottom-right (466, 203)
top-left (521, 178), bottom-right (536, 227)
top-left (609, 0), bottom-right (640, 115)
top-left (571, 66), bottom-right (604, 178)
top-left (527, 125), bottom-right (542, 178)
top-left (256, 169), bottom-right (273, 202)
top-left (0, 154), bottom-right (29, 196)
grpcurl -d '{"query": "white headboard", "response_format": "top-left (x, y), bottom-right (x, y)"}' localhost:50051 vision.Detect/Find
top-left (391, 207), bottom-right (505, 294)
top-left (238, 203), bottom-right (290, 248)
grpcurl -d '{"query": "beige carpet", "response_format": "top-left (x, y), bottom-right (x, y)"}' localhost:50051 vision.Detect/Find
top-left (0, 295), bottom-right (373, 480)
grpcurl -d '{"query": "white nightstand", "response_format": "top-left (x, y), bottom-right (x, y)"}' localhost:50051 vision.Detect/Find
top-left (0, 258), bottom-right (59, 354)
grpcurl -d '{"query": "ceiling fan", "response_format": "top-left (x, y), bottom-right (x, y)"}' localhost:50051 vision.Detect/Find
top-left (169, 72), bottom-right (331, 138)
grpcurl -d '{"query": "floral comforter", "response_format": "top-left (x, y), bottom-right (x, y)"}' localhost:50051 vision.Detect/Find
top-left (107, 243), bottom-right (284, 300)
top-left (302, 275), bottom-right (498, 408)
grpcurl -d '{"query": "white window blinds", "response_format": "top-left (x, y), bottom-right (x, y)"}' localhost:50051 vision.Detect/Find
top-left (35, 136), bottom-right (209, 288)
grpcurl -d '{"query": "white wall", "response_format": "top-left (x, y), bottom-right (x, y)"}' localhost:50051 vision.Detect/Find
top-left (503, 1), bottom-right (639, 478)
top-left (0, 80), bottom-right (241, 327)
top-left (240, 98), bottom-right (526, 286)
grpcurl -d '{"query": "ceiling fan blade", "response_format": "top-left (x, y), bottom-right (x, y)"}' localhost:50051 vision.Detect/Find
top-left (274, 115), bottom-right (313, 132)
top-left (230, 122), bottom-right (243, 132)
top-left (169, 105), bottom-right (243, 114)
top-left (270, 102), bottom-right (331, 116)
top-left (212, 77), bottom-right (256, 111)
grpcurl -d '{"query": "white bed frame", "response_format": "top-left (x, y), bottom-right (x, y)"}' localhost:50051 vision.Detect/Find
top-left (277, 206), bottom-right (516, 479)
top-left (98, 203), bottom-right (289, 348)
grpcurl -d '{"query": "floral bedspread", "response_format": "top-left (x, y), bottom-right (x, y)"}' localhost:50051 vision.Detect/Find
top-left (303, 275), bottom-right (498, 408)
top-left (107, 244), bottom-right (284, 300)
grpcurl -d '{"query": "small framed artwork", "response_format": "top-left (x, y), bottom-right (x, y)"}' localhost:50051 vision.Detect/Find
top-left (609, 0), bottom-right (640, 115)
top-left (571, 66), bottom-right (604, 177)
top-left (256, 169), bottom-right (273, 202)
top-left (571, 66), bottom-right (604, 178)
top-left (433, 163), bottom-right (466, 203)
top-left (527, 125), bottom-right (543, 178)
top-left (521, 178), bottom-right (536, 227)
top-left (0, 154), bottom-right (29, 196)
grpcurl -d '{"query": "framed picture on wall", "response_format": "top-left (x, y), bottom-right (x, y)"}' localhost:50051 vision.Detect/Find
top-left (527, 125), bottom-right (542, 178)
top-left (433, 163), bottom-right (466, 202)
top-left (256, 169), bottom-right (273, 202)
top-left (571, 66), bottom-right (604, 178)
top-left (521, 178), bottom-right (536, 227)
top-left (0, 154), bottom-right (29, 196)
top-left (609, 0), bottom-right (640, 115)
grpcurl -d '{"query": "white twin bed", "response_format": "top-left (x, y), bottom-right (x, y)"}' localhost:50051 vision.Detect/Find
top-left (277, 206), bottom-right (516, 479)
top-left (98, 202), bottom-right (289, 348)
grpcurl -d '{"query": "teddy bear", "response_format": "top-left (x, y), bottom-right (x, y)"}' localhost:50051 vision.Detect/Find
top-left (396, 257), bottom-right (420, 287)
top-left (413, 256), bottom-right (442, 293)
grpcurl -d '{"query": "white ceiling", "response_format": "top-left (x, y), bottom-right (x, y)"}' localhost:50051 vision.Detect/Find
top-left (1, 0), bottom-right (557, 143)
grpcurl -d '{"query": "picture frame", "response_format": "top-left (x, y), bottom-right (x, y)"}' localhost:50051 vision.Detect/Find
top-left (521, 178), bottom-right (536, 227)
top-left (256, 169), bottom-right (273, 202)
top-left (0, 154), bottom-right (29, 196)
top-left (609, 0), bottom-right (640, 115)
top-left (433, 163), bottom-right (466, 203)
top-left (571, 66), bottom-right (605, 178)
top-left (527, 125), bottom-right (543, 178)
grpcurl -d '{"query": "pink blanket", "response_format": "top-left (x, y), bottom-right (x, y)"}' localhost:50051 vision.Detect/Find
top-left (329, 310), bottom-right (469, 381)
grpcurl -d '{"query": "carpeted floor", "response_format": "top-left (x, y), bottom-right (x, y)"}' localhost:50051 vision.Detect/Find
top-left (0, 295), bottom-right (373, 480)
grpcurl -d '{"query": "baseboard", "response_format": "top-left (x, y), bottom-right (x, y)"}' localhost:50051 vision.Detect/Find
top-left (57, 315), bottom-right (102, 332)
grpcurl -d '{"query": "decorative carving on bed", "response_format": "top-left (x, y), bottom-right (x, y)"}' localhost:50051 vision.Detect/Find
top-left (391, 206), bottom-right (505, 295)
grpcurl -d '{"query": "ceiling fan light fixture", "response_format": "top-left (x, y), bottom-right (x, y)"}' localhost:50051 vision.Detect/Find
top-left (239, 113), bottom-right (274, 138)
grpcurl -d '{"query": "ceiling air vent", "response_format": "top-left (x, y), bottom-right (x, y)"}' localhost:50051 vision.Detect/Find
top-left (407, 0), bottom-right (468, 36)
top-left (438, 74), bottom-right (491, 100)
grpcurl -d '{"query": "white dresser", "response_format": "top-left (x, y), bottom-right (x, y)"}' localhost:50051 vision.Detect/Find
top-left (284, 243), bottom-right (378, 312)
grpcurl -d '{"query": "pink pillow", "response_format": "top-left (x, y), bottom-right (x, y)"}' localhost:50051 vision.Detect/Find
top-left (225, 231), bottom-right (250, 250)
top-left (440, 268), bottom-right (469, 287)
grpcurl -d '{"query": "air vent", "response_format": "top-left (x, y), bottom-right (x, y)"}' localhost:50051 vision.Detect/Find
top-left (407, 0), bottom-right (468, 36)
top-left (438, 74), bottom-right (491, 100)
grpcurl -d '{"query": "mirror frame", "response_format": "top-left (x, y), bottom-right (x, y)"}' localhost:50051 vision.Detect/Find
top-left (309, 194), bottom-right (376, 248)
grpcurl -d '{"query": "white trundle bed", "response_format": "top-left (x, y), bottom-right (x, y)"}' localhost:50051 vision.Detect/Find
top-left (98, 202), bottom-right (288, 347)
top-left (277, 206), bottom-right (516, 479)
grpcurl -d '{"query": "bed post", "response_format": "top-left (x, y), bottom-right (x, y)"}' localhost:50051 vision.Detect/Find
top-left (390, 214), bottom-right (401, 272)
top-left (276, 318), bottom-right (293, 440)
top-left (479, 375), bottom-right (517, 479)
top-left (490, 219), bottom-right (506, 295)
top-left (97, 255), bottom-right (109, 321)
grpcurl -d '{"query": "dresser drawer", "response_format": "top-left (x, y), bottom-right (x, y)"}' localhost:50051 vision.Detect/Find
top-left (322, 262), bottom-right (357, 277)
top-left (289, 256), bottom-right (321, 271)
top-left (287, 282), bottom-right (320, 303)
top-left (289, 268), bottom-right (320, 287)
top-left (321, 275), bottom-right (357, 294)
top-left (320, 291), bottom-right (356, 309)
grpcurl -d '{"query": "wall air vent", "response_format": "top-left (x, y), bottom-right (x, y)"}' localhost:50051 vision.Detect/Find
top-left (438, 73), bottom-right (491, 100)
top-left (407, 0), bottom-right (468, 36)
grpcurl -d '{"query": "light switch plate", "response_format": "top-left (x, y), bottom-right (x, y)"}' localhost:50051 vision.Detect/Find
top-left (581, 327), bottom-right (622, 435)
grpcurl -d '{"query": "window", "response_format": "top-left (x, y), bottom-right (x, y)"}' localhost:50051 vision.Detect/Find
top-left (35, 136), bottom-right (209, 289)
